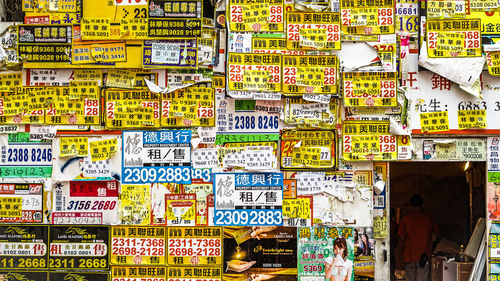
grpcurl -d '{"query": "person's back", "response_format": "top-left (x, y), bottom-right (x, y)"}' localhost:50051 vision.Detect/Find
top-left (397, 195), bottom-right (439, 281)
top-left (399, 210), bottom-right (437, 263)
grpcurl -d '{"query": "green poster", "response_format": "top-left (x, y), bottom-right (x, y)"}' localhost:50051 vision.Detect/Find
top-left (298, 227), bottom-right (355, 281)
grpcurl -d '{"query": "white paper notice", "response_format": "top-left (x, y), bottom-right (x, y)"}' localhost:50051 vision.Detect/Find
top-left (192, 148), bottom-right (218, 169)
top-left (30, 125), bottom-right (57, 140)
top-left (152, 43), bottom-right (181, 64)
top-left (81, 157), bottom-right (112, 178)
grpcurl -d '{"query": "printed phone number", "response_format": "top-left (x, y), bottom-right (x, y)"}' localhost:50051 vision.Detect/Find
top-left (112, 238), bottom-right (165, 248)
top-left (66, 200), bottom-right (117, 211)
top-left (123, 167), bottom-right (191, 184)
top-left (215, 210), bottom-right (282, 226)
top-left (112, 247), bottom-right (165, 256)
top-left (168, 246), bottom-right (221, 257)
top-left (234, 115), bottom-right (279, 130)
top-left (5, 147), bottom-right (52, 163)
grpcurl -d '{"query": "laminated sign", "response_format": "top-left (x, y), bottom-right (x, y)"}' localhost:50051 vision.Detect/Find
top-left (17, 25), bottom-right (72, 63)
top-left (148, 0), bottom-right (203, 38)
top-left (214, 173), bottom-right (283, 226)
top-left (49, 225), bottom-right (109, 270)
top-left (298, 227), bottom-right (355, 281)
top-left (215, 133), bottom-right (280, 170)
top-left (143, 39), bottom-right (198, 68)
top-left (280, 130), bottom-right (337, 169)
top-left (111, 226), bottom-right (166, 265)
top-left (426, 19), bottom-right (482, 58)
top-left (0, 183), bottom-right (43, 223)
top-left (223, 227), bottom-right (297, 279)
top-left (167, 267), bottom-right (222, 281)
top-left (282, 55), bottom-right (339, 95)
top-left (112, 266), bottom-right (167, 280)
top-left (286, 12), bottom-right (341, 50)
top-left (122, 130), bottom-right (192, 184)
top-left (216, 98), bottom-right (281, 133)
top-left (166, 226), bottom-right (223, 265)
top-left (52, 180), bottom-right (119, 225)
top-left (342, 121), bottom-right (397, 161)
top-left (395, 0), bottom-right (418, 33)
top-left (229, 0), bottom-right (284, 32)
top-left (0, 133), bottom-right (53, 178)
top-left (0, 225), bottom-right (49, 269)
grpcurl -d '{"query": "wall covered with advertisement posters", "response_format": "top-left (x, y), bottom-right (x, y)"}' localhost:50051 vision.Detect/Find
top-left (0, 0), bottom-right (498, 280)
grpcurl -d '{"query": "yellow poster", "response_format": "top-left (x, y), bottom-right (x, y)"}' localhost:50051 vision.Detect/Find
top-left (252, 36), bottom-right (305, 55)
top-left (457, 110), bottom-right (486, 129)
top-left (119, 184), bottom-right (151, 225)
top-left (46, 84), bottom-right (101, 125)
top-left (342, 121), bottom-right (397, 161)
top-left (426, 19), bottom-right (482, 58)
top-left (282, 55), bottom-right (339, 95)
top-left (227, 53), bottom-right (282, 92)
top-left (111, 226), bottom-right (166, 265)
top-left (283, 197), bottom-right (312, 226)
top-left (420, 111), bottom-right (450, 132)
top-left (229, 0), bottom-right (284, 32)
top-left (161, 86), bottom-right (215, 127)
top-left (166, 226), bottom-right (223, 266)
top-left (89, 138), bottom-right (118, 161)
top-left (167, 267), bottom-right (222, 281)
top-left (280, 130), bottom-right (336, 169)
top-left (59, 137), bottom-right (89, 157)
top-left (0, 89), bottom-right (45, 125)
top-left (0, 197), bottom-right (22, 218)
top-left (486, 50), bottom-right (500, 76)
top-left (105, 90), bottom-right (161, 129)
top-left (80, 18), bottom-right (111, 40)
top-left (165, 194), bottom-right (197, 226)
top-left (341, 0), bottom-right (395, 34)
top-left (343, 72), bottom-right (398, 107)
top-left (286, 12), bottom-right (341, 50)
top-left (112, 266), bottom-right (166, 280)
top-left (0, 73), bottom-right (22, 92)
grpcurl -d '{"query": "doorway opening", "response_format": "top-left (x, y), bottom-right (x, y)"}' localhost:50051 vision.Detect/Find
top-left (389, 162), bottom-right (486, 281)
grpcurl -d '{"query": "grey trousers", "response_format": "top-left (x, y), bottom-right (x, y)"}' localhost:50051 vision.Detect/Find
top-left (405, 262), bottom-right (430, 281)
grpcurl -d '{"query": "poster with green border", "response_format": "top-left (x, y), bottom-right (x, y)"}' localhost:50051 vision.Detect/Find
top-left (298, 227), bottom-right (355, 281)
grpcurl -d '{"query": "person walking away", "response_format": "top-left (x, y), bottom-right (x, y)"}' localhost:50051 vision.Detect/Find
top-left (398, 195), bottom-right (439, 281)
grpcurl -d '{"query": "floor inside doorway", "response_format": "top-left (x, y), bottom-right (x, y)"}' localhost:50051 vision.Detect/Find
top-left (389, 162), bottom-right (485, 281)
